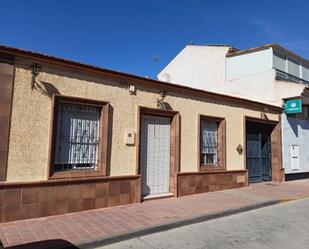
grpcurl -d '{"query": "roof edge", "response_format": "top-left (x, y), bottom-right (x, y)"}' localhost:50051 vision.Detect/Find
top-left (227, 43), bottom-right (309, 65)
top-left (0, 44), bottom-right (282, 112)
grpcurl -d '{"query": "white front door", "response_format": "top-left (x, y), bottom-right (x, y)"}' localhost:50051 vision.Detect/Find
top-left (140, 115), bottom-right (171, 197)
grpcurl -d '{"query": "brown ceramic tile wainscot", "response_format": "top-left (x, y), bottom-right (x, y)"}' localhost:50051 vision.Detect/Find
top-left (0, 176), bottom-right (140, 222)
top-left (177, 170), bottom-right (248, 197)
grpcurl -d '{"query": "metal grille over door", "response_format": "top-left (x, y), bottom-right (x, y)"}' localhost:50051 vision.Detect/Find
top-left (246, 123), bottom-right (272, 183)
top-left (247, 133), bottom-right (262, 182)
top-left (140, 115), bottom-right (171, 197)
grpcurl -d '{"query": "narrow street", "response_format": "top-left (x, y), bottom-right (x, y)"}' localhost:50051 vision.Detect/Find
top-left (100, 198), bottom-right (309, 249)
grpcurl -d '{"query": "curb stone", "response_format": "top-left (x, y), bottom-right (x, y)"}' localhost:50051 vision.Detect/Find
top-left (77, 199), bottom-right (280, 249)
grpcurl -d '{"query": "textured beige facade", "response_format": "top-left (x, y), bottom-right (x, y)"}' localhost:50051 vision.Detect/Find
top-left (6, 58), bottom-right (279, 182)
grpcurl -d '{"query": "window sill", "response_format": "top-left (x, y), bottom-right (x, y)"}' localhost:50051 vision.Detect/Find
top-left (200, 165), bottom-right (225, 171)
top-left (49, 169), bottom-right (106, 180)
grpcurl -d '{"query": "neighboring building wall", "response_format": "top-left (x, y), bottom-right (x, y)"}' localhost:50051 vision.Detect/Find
top-left (228, 70), bottom-right (278, 105)
top-left (6, 58), bottom-right (279, 182)
top-left (228, 71), bottom-right (306, 106)
top-left (157, 44), bottom-right (309, 182)
top-left (282, 115), bottom-right (309, 174)
top-left (158, 46), bottom-right (285, 106)
top-left (273, 80), bottom-right (305, 104)
top-left (157, 45), bottom-right (229, 92)
top-left (158, 45), bottom-right (307, 107)
top-left (227, 48), bottom-right (273, 80)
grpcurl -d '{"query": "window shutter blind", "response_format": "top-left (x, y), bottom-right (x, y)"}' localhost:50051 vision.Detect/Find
top-left (287, 57), bottom-right (300, 77)
top-left (200, 120), bottom-right (218, 164)
top-left (302, 66), bottom-right (309, 81)
top-left (273, 52), bottom-right (286, 72)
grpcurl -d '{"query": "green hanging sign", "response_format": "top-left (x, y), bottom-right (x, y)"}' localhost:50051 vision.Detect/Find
top-left (285, 99), bottom-right (302, 114)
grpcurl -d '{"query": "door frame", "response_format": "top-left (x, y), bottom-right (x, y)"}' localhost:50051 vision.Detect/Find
top-left (244, 116), bottom-right (284, 183)
top-left (136, 106), bottom-right (180, 201)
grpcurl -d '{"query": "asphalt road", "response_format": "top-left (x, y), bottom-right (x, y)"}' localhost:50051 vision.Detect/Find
top-left (98, 198), bottom-right (309, 249)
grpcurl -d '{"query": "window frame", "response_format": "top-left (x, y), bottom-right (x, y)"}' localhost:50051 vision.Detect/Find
top-left (287, 55), bottom-right (301, 78)
top-left (198, 115), bottom-right (226, 171)
top-left (48, 94), bottom-right (111, 179)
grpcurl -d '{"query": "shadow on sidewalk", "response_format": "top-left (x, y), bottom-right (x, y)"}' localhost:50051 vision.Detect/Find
top-left (1, 239), bottom-right (79, 249)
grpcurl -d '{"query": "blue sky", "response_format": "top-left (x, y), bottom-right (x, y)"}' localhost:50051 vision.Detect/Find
top-left (1, 0), bottom-right (308, 79)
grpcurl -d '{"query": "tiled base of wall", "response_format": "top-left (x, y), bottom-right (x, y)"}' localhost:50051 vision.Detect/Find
top-left (0, 176), bottom-right (141, 222)
top-left (285, 172), bottom-right (309, 181)
top-left (0, 171), bottom-right (249, 222)
top-left (177, 170), bottom-right (248, 197)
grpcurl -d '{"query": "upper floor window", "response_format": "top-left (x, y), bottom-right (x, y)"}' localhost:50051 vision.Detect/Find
top-left (273, 51), bottom-right (307, 81)
top-left (287, 57), bottom-right (301, 78)
top-left (273, 51), bottom-right (286, 72)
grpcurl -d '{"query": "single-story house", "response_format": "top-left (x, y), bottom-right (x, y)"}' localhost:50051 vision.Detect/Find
top-left (0, 45), bottom-right (283, 222)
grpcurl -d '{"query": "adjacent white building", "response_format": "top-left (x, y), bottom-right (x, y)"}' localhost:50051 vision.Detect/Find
top-left (158, 43), bottom-right (309, 180)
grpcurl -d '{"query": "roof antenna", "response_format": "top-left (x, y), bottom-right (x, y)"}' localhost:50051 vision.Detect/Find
top-left (152, 54), bottom-right (160, 74)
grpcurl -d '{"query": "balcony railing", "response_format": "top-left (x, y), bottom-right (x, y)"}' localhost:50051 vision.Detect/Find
top-left (275, 69), bottom-right (309, 85)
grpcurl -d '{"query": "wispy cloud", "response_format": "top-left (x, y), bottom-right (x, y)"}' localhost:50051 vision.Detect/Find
top-left (248, 17), bottom-right (284, 41)
top-left (248, 17), bottom-right (309, 58)
top-left (282, 41), bottom-right (309, 57)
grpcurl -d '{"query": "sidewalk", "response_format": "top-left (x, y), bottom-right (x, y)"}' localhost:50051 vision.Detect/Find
top-left (1, 179), bottom-right (309, 249)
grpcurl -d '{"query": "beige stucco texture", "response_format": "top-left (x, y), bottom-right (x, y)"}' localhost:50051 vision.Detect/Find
top-left (6, 58), bottom-right (279, 182)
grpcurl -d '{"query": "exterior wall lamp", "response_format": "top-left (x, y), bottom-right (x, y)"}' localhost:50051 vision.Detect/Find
top-left (30, 63), bottom-right (41, 90)
top-left (157, 89), bottom-right (168, 109)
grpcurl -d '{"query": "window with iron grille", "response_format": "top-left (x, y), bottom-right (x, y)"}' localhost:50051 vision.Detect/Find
top-left (54, 102), bottom-right (101, 171)
top-left (200, 120), bottom-right (218, 165)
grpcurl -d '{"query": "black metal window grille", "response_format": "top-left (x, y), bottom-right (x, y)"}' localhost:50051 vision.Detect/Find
top-left (200, 120), bottom-right (218, 165)
top-left (54, 102), bottom-right (101, 171)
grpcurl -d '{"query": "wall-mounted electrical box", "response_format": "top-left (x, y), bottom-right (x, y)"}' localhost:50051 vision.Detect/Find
top-left (125, 129), bottom-right (135, 145)
top-left (291, 144), bottom-right (300, 170)
top-left (129, 85), bottom-right (136, 95)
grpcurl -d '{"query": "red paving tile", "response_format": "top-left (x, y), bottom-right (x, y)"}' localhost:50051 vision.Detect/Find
top-left (1, 180), bottom-right (309, 248)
